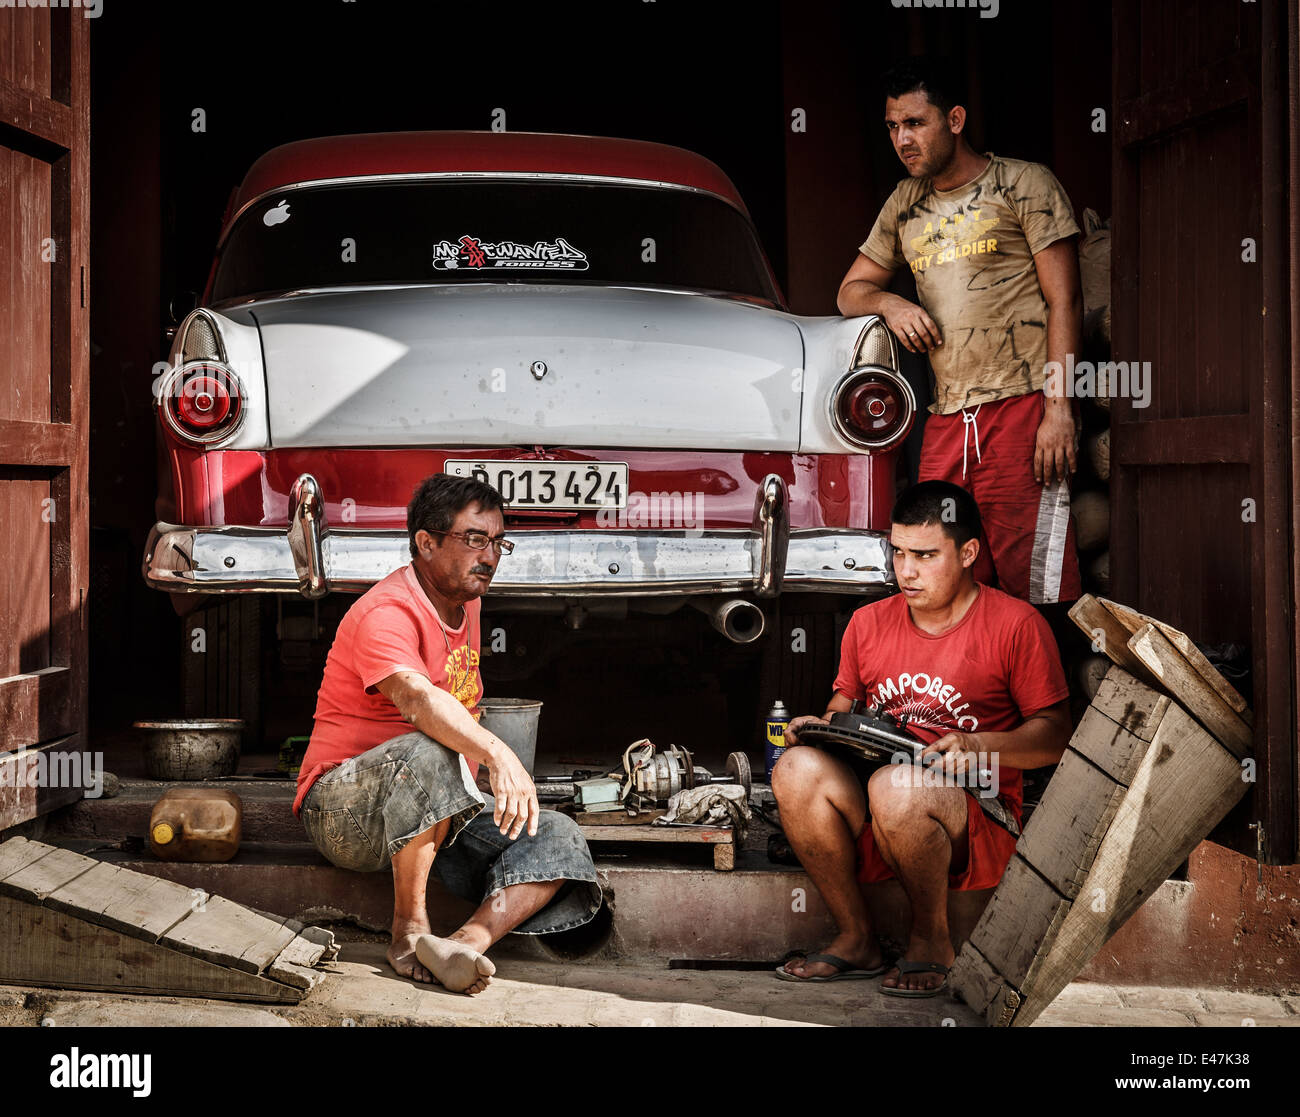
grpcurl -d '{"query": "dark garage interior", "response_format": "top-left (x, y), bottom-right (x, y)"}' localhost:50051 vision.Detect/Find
top-left (86, 0), bottom-right (1113, 771)
top-left (2, 0), bottom-right (1297, 1030)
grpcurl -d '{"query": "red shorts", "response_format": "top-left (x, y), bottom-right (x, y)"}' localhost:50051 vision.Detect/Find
top-left (856, 790), bottom-right (1019, 891)
top-left (918, 392), bottom-right (1081, 604)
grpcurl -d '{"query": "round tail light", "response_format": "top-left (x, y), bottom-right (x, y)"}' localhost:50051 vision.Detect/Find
top-left (830, 367), bottom-right (915, 450)
top-left (158, 361), bottom-right (246, 445)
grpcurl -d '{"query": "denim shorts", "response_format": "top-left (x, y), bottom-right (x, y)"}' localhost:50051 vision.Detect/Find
top-left (300, 731), bottom-right (602, 935)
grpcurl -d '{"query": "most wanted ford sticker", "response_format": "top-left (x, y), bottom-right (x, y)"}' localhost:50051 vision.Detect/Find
top-left (431, 234), bottom-right (590, 271)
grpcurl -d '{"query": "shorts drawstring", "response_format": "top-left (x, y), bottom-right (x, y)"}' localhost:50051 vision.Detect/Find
top-left (961, 405), bottom-right (983, 480)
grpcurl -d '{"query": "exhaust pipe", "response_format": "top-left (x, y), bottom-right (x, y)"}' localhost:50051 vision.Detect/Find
top-left (692, 598), bottom-right (766, 644)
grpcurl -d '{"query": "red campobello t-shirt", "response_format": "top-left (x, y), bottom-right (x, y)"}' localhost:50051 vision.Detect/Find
top-left (293, 564), bottom-right (483, 816)
top-left (831, 583), bottom-right (1068, 816)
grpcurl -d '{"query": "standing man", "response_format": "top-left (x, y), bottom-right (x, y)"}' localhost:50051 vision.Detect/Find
top-left (773, 482), bottom-right (1071, 995)
top-left (838, 58), bottom-right (1084, 605)
top-left (294, 474), bottom-right (601, 995)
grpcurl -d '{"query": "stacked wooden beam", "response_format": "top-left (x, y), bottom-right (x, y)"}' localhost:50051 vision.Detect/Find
top-left (949, 595), bottom-right (1251, 1026)
top-left (0, 837), bottom-right (337, 1003)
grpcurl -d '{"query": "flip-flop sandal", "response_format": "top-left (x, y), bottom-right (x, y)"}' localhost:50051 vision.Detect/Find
top-left (773, 952), bottom-right (889, 983)
top-left (880, 959), bottom-right (950, 998)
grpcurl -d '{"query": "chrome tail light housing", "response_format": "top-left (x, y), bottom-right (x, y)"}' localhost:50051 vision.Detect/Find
top-left (157, 360), bottom-right (247, 445)
top-left (830, 366), bottom-right (916, 451)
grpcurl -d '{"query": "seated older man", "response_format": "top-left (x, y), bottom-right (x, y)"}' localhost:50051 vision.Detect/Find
top-left (773, 481), bottom-right (1070, 996)
top-left (294, 473), bottom-right (602, 995)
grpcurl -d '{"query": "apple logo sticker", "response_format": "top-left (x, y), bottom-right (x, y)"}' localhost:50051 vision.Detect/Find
top-left (263, 200), bottom-right (291, 227)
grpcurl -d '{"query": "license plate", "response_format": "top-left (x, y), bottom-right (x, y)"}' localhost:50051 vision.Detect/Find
top-left (444, 460), bottom-right (629, 510)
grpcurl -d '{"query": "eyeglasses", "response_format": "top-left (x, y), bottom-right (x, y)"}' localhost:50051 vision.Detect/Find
top-left (428, 529), bottom-right (515, 555)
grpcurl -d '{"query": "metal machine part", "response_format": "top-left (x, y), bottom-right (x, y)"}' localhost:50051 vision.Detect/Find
top-left (620, 740), bottom-right (752, 811)
top-left (793, 700), bottom-right (925, 765)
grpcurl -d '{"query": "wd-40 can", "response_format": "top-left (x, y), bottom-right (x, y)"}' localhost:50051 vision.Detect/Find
top-left (765, 699), bottom-right (791, 783)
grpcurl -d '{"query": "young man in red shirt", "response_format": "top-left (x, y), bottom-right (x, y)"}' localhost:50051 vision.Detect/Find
top-left (295, 474), bottom-right (600, 995)
top-left (773, 480), bottom-right (1071, 996)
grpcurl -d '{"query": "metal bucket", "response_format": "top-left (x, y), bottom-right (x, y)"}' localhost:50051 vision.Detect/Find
top-left (478, 698), bottom-right (542, 775)
top-left (134, 719), bottom-right (244, 781)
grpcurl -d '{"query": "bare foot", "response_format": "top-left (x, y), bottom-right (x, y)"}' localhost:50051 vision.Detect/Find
top-left (881, 933), bottom-right (954, 993)
top-left (780, 932), bottom-right (883, 980)
top-left (387, 920), bottom-right (435, 984)
top-left (414, 934), bottom-right (497, 995)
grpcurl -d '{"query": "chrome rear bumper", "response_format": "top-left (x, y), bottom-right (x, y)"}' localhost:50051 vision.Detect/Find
top-left (144, 473), bottom-right (895, 599)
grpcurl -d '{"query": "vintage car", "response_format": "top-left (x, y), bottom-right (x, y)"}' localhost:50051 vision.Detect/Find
top-left (144, 131), bottom-right (914, 745)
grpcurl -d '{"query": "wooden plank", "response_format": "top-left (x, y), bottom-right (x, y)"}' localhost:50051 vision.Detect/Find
top-left (299, 924), bottom-right (340, 960)
top-left (1017, 750), bottom-right (1130, 900)
top-left (1082, 664), bottom-right (1171, 746)
top-left (0, 74), bottom-right (74, 148)
top-left (271, 933), bottom-right (327, 972)
top-left (948, 941), bottom-right (1022, 1028)
top-left (0, 894), bottom-right (302, 1003)
top-left (1010, 702), bottom-right (1249, 1026)
top-left (0, 734), bottom-right (86, 830)
top-left (1066, 697), bottom-right (1162, 787)
top-left (578, 824), bottom-right (733, 845)
top-left (1098, 597), bottom-right (1248, 714)
top-left (1127, 623), bottom-right (1254, 758)
top-left (962, 854), bottom-right (1071, 990)
top-left (0, 418), bottom-right (76, 466)
top-left (1114, 44), bottom-right (1253, 148)
top-left (235, 912), bottom-right (301, 974)
top-left (98, 871), bottom-right (207, 942)
top-left (0, 842), bottom-right (93, 901)
top-left (161, 895), bottom-right (297, 975)
top-left (267, 958), bottom-right (325, 993)
top-left (0, 836), bottom-right (54, 880)
top-left (0, 667), bottom-right (73, 751)
top-left (574, 809), bottom-right (666, 827)
top-left (42, 859), bottom-right (129, 920)
top-left (1111, 414), bottom-right (1250, 466)
top-left (1067, 596), bottom-right (1161, 689)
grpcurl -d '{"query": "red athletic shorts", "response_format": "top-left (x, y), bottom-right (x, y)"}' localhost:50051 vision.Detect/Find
top-left (918, 392), bottom-right (1081, 604)
top-left (856, 790), bottom-right (1019, 892)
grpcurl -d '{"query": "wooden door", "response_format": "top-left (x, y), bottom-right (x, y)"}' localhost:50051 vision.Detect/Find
top-left (1110, 0), bottom-right (1297, 862)
top-left (0, 9), bottom-right (90, 829)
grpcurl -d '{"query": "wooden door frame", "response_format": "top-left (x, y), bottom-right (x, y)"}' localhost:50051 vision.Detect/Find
top-left (0, 9), bottom-right (90, 830)
top-left (1110, 0), bottom-right (1297, 864)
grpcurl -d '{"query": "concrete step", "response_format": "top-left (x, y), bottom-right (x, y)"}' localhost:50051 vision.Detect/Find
top-left (45, 836), bottom-right (837, 963)
top-left (48, 778), bottom-right (306, 845)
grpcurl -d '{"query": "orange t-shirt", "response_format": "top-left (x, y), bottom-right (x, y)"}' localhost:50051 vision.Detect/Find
top-left (293, 564), bottom-right (483, 815)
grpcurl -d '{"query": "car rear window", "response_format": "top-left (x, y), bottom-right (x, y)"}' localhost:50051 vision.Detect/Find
top-left (210, 180), bottom-right (781, 304)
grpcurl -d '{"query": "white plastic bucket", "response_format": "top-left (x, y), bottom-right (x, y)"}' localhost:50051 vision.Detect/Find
top-left (478, 698), bottom-right (543, 775)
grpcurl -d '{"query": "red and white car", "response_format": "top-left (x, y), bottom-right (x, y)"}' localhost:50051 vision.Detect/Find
top-left (145, 131), bottom-right (914, 724)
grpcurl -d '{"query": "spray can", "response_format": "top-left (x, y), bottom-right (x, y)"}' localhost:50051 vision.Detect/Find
top-left (765, 699), bottom-right (791, 783)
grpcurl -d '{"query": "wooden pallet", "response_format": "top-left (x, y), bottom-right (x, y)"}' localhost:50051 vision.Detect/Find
top-left (949, 598), bottom-right (1252, 1027)
top-left (573, 809), bottom-right (737, 870)
top-left (0, 837), bottom-right (336, 1002)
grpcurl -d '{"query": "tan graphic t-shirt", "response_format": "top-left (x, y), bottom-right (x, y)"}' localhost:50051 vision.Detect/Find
top-left (860, 153), bottom-right (1080, 415)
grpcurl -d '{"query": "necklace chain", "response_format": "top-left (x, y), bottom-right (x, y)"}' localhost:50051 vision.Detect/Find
top-left (413, 564), bottom-right (459, 655)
